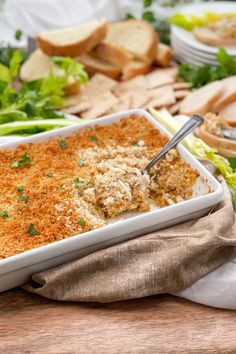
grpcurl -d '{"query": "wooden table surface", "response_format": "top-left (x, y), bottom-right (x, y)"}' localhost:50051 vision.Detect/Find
top-left (1, 289), bottom-right (236, 354)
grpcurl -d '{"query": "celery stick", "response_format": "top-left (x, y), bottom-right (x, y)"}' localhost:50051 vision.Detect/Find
top-left (0, 119), bottom-right (83, 136)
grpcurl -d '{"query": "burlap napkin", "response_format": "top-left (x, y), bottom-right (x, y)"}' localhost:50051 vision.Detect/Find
top-left (24, 179), bottom-right (236, 302)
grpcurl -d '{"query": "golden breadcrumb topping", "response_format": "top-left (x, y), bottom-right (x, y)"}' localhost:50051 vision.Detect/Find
top-left (0, 115), bottom-right (199, 259)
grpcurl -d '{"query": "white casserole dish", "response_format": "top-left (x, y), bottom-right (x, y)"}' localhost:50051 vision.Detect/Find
top-left (0, 109), bottom-right (223, 293)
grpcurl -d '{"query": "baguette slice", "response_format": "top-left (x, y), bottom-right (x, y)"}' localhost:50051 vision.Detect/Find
top-left (37, 20), bottom-right (108, 57)
top-left (212, 76), bottom-right (236, 112)
top-left (180, 81), bottom-right (223, 116)
top-left (92, 41), bottom-right (133, 68)
top-left (155, 43), bottom-right (173, 67)
top-left (20, 49), bottom-right (80, 95)
top-left (77, 53), bottom-right (121, 80)
top-left (106, 20), bottom-right (158, 64)
top-left (219, 101), bottom-right (236, 127)
top-left (121, 60), bottom-right (151, 81)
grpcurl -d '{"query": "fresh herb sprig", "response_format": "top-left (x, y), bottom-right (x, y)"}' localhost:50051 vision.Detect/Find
top-left (0, 210), bottom-right (9, 218)
top-left (11, 153), bottom-right (32, 168)
top-left (179, 48), bottom-right (236, 88)
top-left (0, 50), bottom-right (88, 133)
top-left (27, 223), bottom-right (39, 236)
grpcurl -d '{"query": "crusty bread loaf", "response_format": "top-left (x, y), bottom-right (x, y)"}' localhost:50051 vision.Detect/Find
top-left (121, 60), bottom-right (151, 81)
top-left (77, 53), bottom-right (121, 80)
top-left (37, 20), bottom-right (108, 57)
top-left (92, 41), bottom-right (133, 68)
top-left (155, 43), bottom-right (173, 67)
top-left (105, 20), bottom-right (158, 64)
top-left (20, 48), bottom-right (80, 95)
top-left (180, 81), bottom-right (223, 116)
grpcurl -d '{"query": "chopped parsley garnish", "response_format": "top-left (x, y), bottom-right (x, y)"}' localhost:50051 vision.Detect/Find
top-left (11, 153), bottom-right (32, 168)
top-left (59, 139), bottom-right (68, 150)
top-left (73, 178), bottom-right (85, 188)
top-left (90, 135), bottom-right (98, 143)
top-left (132, 141), bottom-right (139, 146)
top-left (24, 203), bottom-right (28, 207)
top-left (79, 217), bottom-right (85, 226)
top-left (27, 223), bottom-right (39, 236)
top-left (0, 210), bottom-right (9, 218)
top-left (47, 172), bottom-right (54, 177)
top-left (78, 159), bottom-right (85, 167)
top-left (18, 195), bottom-right (28, 202)
top-left (17, 185), bottom-right (24, 193)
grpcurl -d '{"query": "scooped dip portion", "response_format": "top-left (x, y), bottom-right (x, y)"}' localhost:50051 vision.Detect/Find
top-left (0, 114), bottom-right (200, 259)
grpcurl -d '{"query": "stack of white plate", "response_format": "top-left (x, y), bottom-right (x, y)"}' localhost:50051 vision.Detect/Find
top-left (171, 2), bottom-right (236, 66)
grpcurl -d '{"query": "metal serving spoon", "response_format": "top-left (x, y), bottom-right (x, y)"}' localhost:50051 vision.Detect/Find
top-left (143, 114), bottom-right (204, 174)
top-left (221, 128), bottom-right (236, 141)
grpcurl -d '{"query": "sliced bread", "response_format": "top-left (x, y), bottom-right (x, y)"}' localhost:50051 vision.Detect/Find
top-left (37, 20), bottom-right (108, 57)
top-left (77, 53), bottom-right (121, 80)
top-left (20, 48), bottom-right (81, 95)
top-left (212, 76), bottom-right (236, 112)
top-left (105, 20), bottom-right (158, 64)
top-left (92, 41), bottom-right (133, 68)
top-left (180, 81), bottom-right (223, 116)
top-left (20, 49), bottom-right (62, 81)
top-left (155, 43), bottom-right (173, 67)
top-left (121, 60), bottom-right (151, 81)
top-left (219, 101), bottom-right (236, 127)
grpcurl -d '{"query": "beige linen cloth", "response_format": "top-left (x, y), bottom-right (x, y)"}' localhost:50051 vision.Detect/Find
top-left (24, 179), bottom-right (236, 303)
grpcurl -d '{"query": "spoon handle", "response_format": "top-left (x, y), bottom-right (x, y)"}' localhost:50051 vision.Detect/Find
top-left (144, 114), bottom-right (203, 174)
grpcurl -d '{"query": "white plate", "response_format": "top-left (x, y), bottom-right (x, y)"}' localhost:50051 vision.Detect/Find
top-left (172, 1), bottom-right (236, 56)
top-left (174, 52), bottom-right (204, 67)
top-left (171, 32), bottom-right (230, 61)
top-left (172, 45), bottom-right (218, 66)
top-left (0, 109), bottom-right (223, 293)
top-left (173, 48), bottom-right (217, 66)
